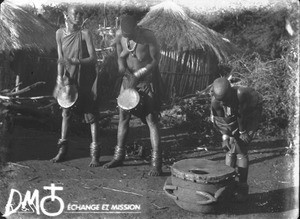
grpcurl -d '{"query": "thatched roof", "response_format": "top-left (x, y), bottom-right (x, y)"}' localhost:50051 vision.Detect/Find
top-left (0, 1), bottom-right (56, 52)
top-left (138, 1), bottom-right (237, 61)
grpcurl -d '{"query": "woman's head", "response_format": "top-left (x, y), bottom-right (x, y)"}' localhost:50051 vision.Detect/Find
top-left (212, 77), bottom-right (233, 105)
top-left (64, 5), bottom-right (83, 26)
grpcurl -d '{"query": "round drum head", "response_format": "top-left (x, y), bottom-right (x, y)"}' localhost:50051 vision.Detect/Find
top-left (117, 88), bottom-right (140, 110)
top-left (57, 84), bottom-right (78, 108)
top-left (171, 159), bottom-right (235, 184)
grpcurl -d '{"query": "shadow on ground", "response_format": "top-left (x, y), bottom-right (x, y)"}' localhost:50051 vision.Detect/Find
top-left (219, 186), bottom-right (298, 215)
top-left (3, 115), bottom-right (289, 167)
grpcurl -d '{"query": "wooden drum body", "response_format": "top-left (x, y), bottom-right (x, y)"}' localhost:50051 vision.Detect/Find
top-left (164, 159), bottom-right (237, 213)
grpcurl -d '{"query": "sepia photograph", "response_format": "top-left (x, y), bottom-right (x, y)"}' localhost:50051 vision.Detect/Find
top-left (0, 0), bottom-right (299, 218)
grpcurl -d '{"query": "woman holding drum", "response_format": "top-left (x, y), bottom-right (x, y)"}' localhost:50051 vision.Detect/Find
top-left (103, 15), bottom-right (163, 176)
top-left (51, 5), bottom-right (101, 167)
top-left (210, 77), bottom-right (263, 202)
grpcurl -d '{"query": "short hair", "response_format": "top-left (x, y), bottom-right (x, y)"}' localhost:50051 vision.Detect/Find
top-left (120, 15), bottom-right (137, 35)
top-left (212, 78), bottom-right (231, 100)
top-left (66, 5), bottom-right (83, 16)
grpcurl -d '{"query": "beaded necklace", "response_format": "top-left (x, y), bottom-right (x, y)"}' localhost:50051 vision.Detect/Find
top-left (127, 39), bottom-right (138, 57)
top-left (126, 27), bottom-right (140, 57)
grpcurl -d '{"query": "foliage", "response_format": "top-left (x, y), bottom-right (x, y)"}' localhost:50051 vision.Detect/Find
top-left (225, 4), bottom-right (298, 141)
top-left (190, 5), bottom-right (295, 60)
top-left (40, 4), bottom-right (67, 27)
top-left (161, 96), bottom-right (221, 148)
top-left (188, 3), bottom-right (299, 141)
top-left (228, 52), bottom-right (293, 137)
top-left (180, 97), bottom-right (221, 147)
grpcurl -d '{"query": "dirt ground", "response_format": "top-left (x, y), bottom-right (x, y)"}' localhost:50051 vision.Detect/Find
top-left (0, 111), bottom-right (299, 219)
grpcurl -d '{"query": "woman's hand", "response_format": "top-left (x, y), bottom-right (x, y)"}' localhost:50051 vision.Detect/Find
top-left (66, 58), bottom-right (80, 65)
top-left (58, 58), bottom-right (80, 66)
top-left (239, 132), bottom-right (251, 143)
top-left (125, 73), bottom-right (138, 89)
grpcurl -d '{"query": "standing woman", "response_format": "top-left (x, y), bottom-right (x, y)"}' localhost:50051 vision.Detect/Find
top-left (51, 5), bottom-right (101, 167)
top-left (103, 15), bottom-right (163, 176)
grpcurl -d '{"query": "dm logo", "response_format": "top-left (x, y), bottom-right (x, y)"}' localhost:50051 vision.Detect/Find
top-left (4, 184), bottom-right (65, 217)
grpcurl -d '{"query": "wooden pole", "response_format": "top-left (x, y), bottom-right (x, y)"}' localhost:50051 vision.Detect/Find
top-left (15, 75), bottom-right (20, 97)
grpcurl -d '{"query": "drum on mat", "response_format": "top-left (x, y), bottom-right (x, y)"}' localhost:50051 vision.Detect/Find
top-left (164, 158), bottom-right (237, 213)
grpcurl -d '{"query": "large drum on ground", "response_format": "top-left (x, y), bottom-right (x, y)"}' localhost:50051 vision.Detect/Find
top-left (117, 88), bottom-right (145, 117)
top-left (164, 159), bottom-right (236, 214)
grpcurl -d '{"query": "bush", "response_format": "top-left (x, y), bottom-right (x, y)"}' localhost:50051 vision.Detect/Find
top-left (161, 96), bottom-right (221, 148)
top-left (181, 97), bottom-right (221, 147)
top-left (191, 3), bottom-right (299, 143)
top-left (228, 49), bottom-right (297, 138)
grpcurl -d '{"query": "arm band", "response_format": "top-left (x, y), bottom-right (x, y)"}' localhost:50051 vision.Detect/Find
top-left (134, 67), bottom-right (148, 78)
top-left (239, 130), bottom-right (247, 134)
top-left (56, 75), bottom-right (63, 85)
top-left (222, 134), bottom-right (230, 141)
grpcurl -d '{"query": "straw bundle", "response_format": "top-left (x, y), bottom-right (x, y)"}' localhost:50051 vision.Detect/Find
top-left (0, 1), bottom-right (56, 52)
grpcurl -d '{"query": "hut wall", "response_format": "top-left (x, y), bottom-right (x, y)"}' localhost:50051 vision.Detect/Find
top-left (159, 49), bottom-right (220, 99)
top-left (10, 50), bottom-right (57, 96)
top-left (0, 51), bottom-right (15, 92)
top-left (0, 51), bottom-right (15, 165)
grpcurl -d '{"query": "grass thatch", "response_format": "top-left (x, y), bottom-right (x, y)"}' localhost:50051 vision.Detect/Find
top-left (138, 1), bottom-right (237, 62)
top-left (0, 1), bottom-right (56, 52)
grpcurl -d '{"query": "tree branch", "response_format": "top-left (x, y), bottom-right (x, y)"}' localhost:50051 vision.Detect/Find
top-left (3, 81), bottom-right (46, 97)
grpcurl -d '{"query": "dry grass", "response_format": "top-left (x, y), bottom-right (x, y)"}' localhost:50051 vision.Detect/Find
top-left (229, 44), bottom-right (298, 141)
top-left (138, 1), bottom-right (237, 62)
top-left (0, 2), bottom-right (56, 52)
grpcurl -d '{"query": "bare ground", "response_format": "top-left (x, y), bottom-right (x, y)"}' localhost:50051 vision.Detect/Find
top-left (0, 112), bottom-right (298, 219)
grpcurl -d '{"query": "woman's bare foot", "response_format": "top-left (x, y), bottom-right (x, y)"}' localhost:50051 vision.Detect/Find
top-left (148, 166), bottom-right (162, 176)
top-left (89, 158), bottom-right (100, 167)
top-left (89, 142), bottom-right (101, 167)
top-left (50, 147), bottom-right (67, 163)
top-left (50, 140), bottom-right (68, 163)
top-left (103, 159), bottom-right (123, 168)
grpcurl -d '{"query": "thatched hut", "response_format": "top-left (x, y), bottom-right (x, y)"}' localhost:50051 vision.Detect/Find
top-left (0, 2), bottom-right (58, 164)
top-left (0, 1), bottom-right (57, 95)
top-left (139, 1), bottom-right (237, 98)
top-left (0, 1), bottom-right (56, 52)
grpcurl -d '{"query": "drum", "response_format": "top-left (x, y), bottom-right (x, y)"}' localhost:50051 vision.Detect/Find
top-left (164, 177), bottom-right (220, 214)
top-left (57, 84), bottom-right (78, 108)
top-left (164, 158), bottom-right (236, 213)
top-left (117, 88), bottom-right (145, 117)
